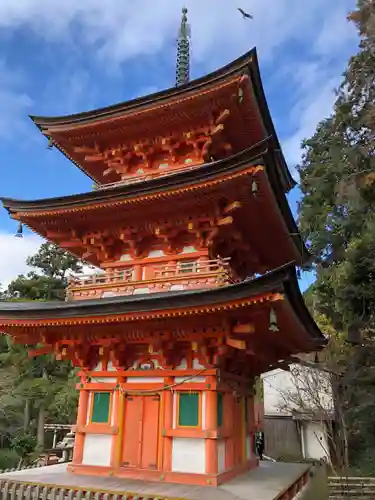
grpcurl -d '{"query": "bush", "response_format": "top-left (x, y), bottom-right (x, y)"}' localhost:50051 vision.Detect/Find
top-left (0, 448), bottom-right (20, 470)
top-left (10, 431), bottom-right (36, 457)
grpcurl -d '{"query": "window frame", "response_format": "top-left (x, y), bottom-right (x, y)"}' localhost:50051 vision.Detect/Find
top-left (179, 260), bottom-right (197, 274)
top-left (89, 391), bottom-right (113, 425)
top-left (177, 391), bottom-right (201, 428)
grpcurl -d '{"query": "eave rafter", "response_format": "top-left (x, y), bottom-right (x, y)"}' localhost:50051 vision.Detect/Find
top-left (22, 300), bottom-right (288, 373)
top-left (43, 76), bottom-right (251, 184)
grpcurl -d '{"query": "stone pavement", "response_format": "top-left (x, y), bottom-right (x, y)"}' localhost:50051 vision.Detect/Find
top-left (0, 461), bottom-right (309, 500)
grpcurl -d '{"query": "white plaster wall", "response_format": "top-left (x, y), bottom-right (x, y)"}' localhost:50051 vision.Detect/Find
top-left (92, 362), bottom-right (102, 372)
top-left (175, 358), bottom-right (205, 369)
top-left (170, 284), bottom-right (184, 291)
top-left (181, 246), bottom-right (197, 254)
top-left (133, 287), bottom-right (150, 294)
top-left (120, 254), bottom-right (132, 261)
top-left (174, 376), bottom-right (205, 383)
top-left (193, 358), bottom-right (204, 369)
top-left (171, 438), bottom-right (205, 474)
top-left (126, 377), bottom-right (164, 383)
top-left (303, 422), bottom-right (330, 462)
top-left (107, 361), bottom-right (116, 371)
top-left (148, 250), bottom-right (165, 257)
top-left (82, 434), bottom-right (112, 466)
top-left (262, 365), bottom-right (334, 416)
top-left (218, 440), bottom-right (226, 472)
top-left (176, 358), bottom-right (187, 369)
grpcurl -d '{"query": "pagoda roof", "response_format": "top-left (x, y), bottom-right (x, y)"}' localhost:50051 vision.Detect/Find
top-left (0, 264), bottom-right (324, 348)
top-left (29, 48), bottom-right (295, 192)
top-left (1, 140), bottom-right (309, 267)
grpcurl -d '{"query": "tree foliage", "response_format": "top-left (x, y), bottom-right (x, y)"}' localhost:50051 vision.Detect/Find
top-left (298, 0), bottom-right (375, 332)
top-left (0, 243), bottom-right (81, 459)
top-left (298, 0), bottom-right (375, 472)
top-left (6, 243), bottom-right (83, 301)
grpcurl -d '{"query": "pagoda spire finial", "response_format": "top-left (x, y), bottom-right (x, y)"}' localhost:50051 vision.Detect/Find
top-left (176, 7), bottom-right (191, 87)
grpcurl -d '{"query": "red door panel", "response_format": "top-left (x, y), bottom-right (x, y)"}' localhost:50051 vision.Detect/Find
top-left (122, 396), bottom-right (141, 468)
top-left (140, 396), bottom-right (160, 469)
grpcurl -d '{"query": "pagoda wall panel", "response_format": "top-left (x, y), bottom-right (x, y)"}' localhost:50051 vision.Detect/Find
top-left (67, 365), bottom-right (260, 484)
top-left (82, 434), bottom-right (112, 467)
top-left (218, 440), bottom-right (226, 473)
top-left (171, 438), bottom-right (206, 474)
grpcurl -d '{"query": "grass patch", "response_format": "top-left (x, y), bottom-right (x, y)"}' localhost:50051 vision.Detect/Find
top-left (0, 448), bottom-right (20, 470)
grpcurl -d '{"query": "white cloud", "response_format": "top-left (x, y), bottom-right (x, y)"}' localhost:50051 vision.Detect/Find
top-left (0, 59), bottom-right (33, 139)
top-left (0, 232), bottom-right (43, 288)
top-left (0, 1), bottom-right (357, 175)
top-left (282, 65), bottom-right (340, 172)
top-left (0, 0), bottom-right (356, 67)
top-left (281, 14), bottom-right (357, 176)
top-left (0, 232), bottom-right (99, 290)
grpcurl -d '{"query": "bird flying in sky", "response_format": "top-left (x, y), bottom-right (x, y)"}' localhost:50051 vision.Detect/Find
top-left (237, 8), bottom-right (253, 19)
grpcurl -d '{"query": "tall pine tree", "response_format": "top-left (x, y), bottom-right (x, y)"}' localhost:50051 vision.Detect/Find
top-left (298, 0), bottom-right (375, 472)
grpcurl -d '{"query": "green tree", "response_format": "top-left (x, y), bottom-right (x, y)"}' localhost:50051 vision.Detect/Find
top-left (298, 0), bottom-right (375, 472)
top-left (6, 242), bottom-right (84, 301)
top-left (0, 243), bottom-right (82, 455)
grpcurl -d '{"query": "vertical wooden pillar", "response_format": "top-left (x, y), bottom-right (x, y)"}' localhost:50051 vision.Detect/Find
top-left (248, 395), bottom-right (255, 461)
top-left (72, 389), bottom-right (89, 465)
top-left (162, 378), bottom-right (173, 472)
top-left (133, 264), bottom-right (142, 281)
top-left (205, 376), bottom-right (218, 475)
top-left (241, 397), bottom-right (247, 464)
top-left (224, 392), bottom-right (234, 469)
top-left (110, 389), bottom-right (121, 468)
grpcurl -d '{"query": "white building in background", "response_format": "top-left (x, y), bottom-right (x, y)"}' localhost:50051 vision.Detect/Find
top-left (261, 362), bottom-right (335, 463)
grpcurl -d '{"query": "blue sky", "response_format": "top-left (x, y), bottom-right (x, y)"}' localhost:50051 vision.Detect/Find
top-left (0, 0), bottom-right (358, 288)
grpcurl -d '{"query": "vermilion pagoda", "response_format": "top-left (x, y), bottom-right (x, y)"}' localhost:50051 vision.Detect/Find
top-left (0, 14), bottom-right (324, 488)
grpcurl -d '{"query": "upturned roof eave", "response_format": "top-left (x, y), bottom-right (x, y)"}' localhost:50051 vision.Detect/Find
top-left (0, 263), bottom-right (325, 344)
top-left (0, 139), bottom-right (310, 265)
top-left (29, 49), bottom-right (258, 127)
top-left (0, 139), bottom-right (270, 212)
top-left (28, 47), bottom-right (294, 192)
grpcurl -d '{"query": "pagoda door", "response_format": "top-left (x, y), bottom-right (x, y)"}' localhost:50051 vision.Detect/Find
top-left (121, 395), bottom-right (160, 470)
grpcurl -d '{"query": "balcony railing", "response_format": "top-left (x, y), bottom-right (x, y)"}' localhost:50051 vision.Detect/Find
top-left (67, 258), bottom-right (231, 299)
top-left (94, 163), bottom-right (202, 190)
top-left (68, 268), bottom-right (134, 286)
top-left (153, 257), bottom-right (231, 279)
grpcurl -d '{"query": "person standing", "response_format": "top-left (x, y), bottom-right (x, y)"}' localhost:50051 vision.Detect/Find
top-left (256, 431), bottom-right (265, 460)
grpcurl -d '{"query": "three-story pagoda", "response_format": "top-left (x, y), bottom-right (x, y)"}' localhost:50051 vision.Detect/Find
top-left (0, 11), bottom-right (325, 488)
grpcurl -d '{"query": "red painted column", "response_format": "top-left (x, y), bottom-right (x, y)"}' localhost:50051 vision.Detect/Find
top-left (133, 264), bottom-right (142, 281)
top-left (205, 376), bottom-right (218, 475)
top-left (224, 392), bottom-right (234, 469)
top-left (72, 389), bottom-right (89, 465)
top-left (162, 378), bottom-right (173, 472)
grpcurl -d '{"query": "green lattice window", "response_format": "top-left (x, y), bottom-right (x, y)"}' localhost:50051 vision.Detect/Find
top-left (179, 260), bottom-right (196, 273)
top-left (178, 392), bottom-right (199, 427)
top-left (91, 392), bottom-right (111, 423)
top-left (217, 392), bottom-right (224, 427)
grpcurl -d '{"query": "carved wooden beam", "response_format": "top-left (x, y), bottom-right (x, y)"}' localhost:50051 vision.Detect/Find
top-left (215, 109), bottom-right (231, 125)
top-left (232, 323), bottom-right (255, 335)
top-left (225, 337), bottom-right (246, 350)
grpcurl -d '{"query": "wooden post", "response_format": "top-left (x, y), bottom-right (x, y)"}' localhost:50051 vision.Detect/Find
top-left (162, 378), bottom-right (173, 472)
top-left (205, 376), bottom-right (218, 475)
top-left (72, 389), bottom-right (89, 465)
